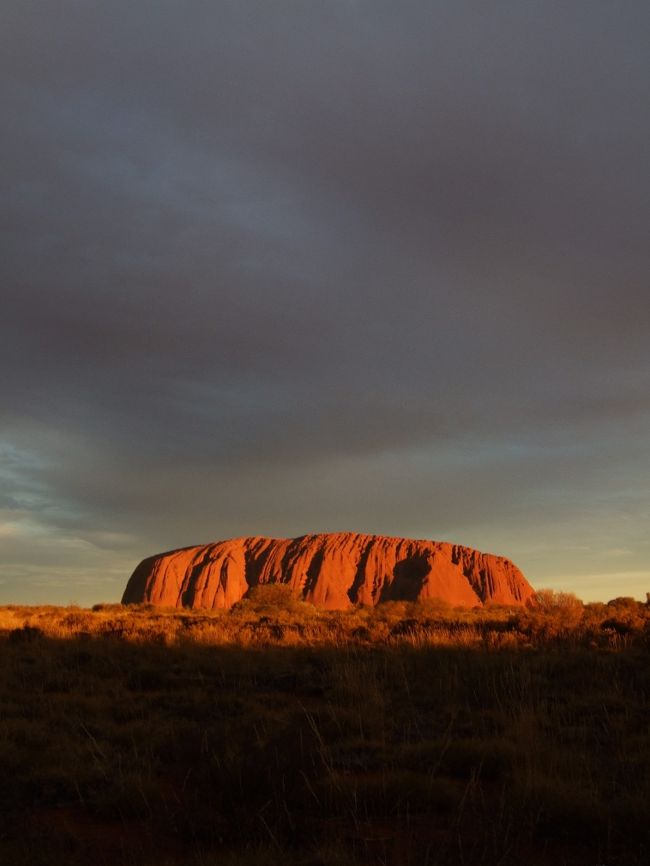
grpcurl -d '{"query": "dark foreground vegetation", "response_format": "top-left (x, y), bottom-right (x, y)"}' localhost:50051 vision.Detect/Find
top-left (1, 590), bottom-right (649, 865)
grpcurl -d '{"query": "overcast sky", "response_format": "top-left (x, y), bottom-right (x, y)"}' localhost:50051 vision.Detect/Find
top-left (1, 1), bottom-right (649, 605)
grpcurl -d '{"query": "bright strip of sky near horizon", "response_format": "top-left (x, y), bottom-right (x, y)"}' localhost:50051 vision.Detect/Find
top-left (1, 1), bottom-right (649, 605)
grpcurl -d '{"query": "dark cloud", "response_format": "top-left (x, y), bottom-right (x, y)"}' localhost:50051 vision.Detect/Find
top-left (1, 1), bottom-right (649, 603)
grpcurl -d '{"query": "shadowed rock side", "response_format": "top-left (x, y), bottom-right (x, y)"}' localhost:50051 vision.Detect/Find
top-left (122, 533), bottom-right (534, 610)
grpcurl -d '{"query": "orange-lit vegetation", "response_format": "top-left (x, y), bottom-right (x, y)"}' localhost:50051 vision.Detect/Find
top-left (1, 590), bottom-right (649, 865)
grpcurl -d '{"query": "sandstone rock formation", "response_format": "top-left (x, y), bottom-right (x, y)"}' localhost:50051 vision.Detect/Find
top-left (122, 533), bottom-right (534, 610)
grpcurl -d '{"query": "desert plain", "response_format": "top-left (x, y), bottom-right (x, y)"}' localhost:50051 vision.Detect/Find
top-left (1, 580), bottom-right (649, 866)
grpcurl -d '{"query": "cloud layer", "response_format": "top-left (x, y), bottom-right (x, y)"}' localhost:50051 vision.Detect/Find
top-left (1, 1), bottom-right (649, 603)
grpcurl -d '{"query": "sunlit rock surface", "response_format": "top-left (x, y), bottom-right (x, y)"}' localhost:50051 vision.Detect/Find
top-left (122, 533), bottom-right (534, 610)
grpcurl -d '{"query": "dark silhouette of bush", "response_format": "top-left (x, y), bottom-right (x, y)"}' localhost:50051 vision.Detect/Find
top-left (8, 625), bottom-right (43, 643)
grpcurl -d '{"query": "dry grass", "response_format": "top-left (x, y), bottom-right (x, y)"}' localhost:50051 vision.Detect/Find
top-left (1, 593), bottom-right (649, 865)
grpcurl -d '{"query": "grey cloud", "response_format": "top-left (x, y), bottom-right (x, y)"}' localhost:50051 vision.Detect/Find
top-left (1, 1), bottom-right (649, 603)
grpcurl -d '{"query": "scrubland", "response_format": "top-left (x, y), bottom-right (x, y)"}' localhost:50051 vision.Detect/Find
top-left (1, 589), bottom-right (649, 865)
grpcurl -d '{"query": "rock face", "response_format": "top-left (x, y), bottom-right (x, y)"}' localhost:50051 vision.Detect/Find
top-left (122, 533), bottom-right (534, 610)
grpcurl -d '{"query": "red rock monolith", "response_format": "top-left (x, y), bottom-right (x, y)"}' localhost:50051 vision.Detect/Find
top-left (122, 533), bottom-right (534, 609)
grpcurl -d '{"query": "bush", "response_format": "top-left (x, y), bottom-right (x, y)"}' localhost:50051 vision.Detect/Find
top-left (235, 583), bottom-right (316, 620)
top-left (520, 589), bottom-right (584, 639)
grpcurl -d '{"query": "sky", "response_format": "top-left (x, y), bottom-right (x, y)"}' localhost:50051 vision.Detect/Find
top-left (1, 1), bottom-right (649, 606)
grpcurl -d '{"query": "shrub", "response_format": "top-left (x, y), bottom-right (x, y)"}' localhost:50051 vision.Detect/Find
top-left (521, 589), bottom-right (584, 639)
top-left (235, 584), bottom-right (317, 622)
top-left (8, 625), bottom-right (44, 643)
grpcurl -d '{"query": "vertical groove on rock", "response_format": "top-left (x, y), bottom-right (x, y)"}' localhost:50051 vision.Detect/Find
top-left (346, 538), bottom-right (373, 604)
top-left (304, 548), bottom-right (325, 597)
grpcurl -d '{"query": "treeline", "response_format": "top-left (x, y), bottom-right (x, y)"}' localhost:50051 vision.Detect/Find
top-left (2, 588), bottom-right (649, 649)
